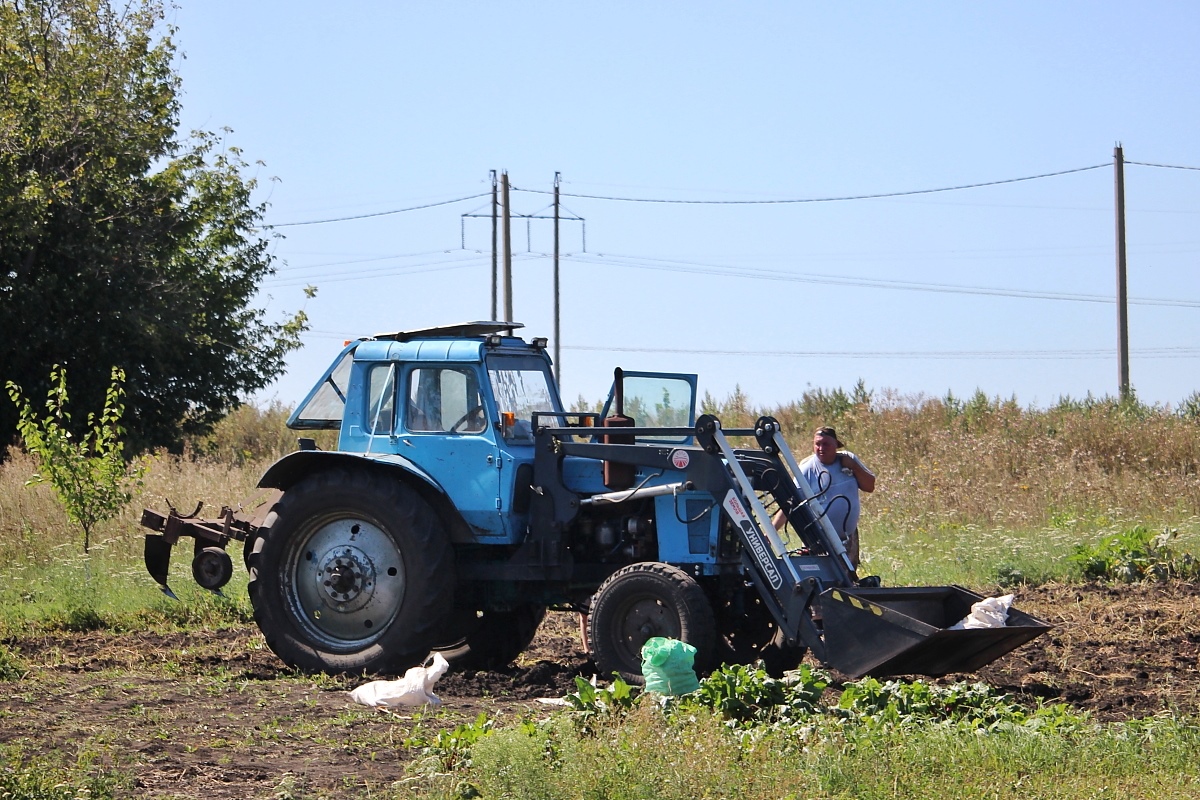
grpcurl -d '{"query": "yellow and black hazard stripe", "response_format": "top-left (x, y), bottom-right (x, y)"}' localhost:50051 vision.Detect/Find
top-left (827, 589), bottom-right (884, 616)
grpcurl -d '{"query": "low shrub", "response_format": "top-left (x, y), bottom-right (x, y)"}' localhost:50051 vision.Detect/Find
top-left (1071, 526), bottom-right (1200, 582)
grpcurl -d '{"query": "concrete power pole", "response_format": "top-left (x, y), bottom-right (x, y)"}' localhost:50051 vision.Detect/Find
top-left (1114, 144), bottom-right (1130, 398)
top-left (490, 170), bottom-right (498, 320)
top-left (502, 171), bottom-right (513, 325)
top-left (553, 172), bottom-right (561, 387)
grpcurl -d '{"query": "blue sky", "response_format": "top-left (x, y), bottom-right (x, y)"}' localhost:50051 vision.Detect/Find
top-left (171, 2), bottom-right (1200, 410)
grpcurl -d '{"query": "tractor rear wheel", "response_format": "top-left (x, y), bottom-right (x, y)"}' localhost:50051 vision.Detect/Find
top-left (587, 562), bottom-right (716, 684)
top-left (433, 604), bottom-right (547, 670)
top-left (247, 468), bottom-right (453, 674)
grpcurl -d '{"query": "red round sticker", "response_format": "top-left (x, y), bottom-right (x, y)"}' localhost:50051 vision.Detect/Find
top-left (671, 449), bottom-right (690, 469)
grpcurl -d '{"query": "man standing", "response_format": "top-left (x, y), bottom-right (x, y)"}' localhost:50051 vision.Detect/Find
top-left (774, 425), bottom-right (875, 567)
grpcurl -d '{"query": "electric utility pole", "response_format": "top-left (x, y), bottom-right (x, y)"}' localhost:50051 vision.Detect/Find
top-left (490, 170), bottom-right (498, 320)
top-left (1114, 144), bottom-right (1130, 399)
top-left (553, 172), bottom-right (561, 386)
top-left (502, 171), bottom-right (513, 325)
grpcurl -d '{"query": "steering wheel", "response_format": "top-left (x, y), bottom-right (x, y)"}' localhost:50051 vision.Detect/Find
top-left (449, 404), bottom-right (486, 433)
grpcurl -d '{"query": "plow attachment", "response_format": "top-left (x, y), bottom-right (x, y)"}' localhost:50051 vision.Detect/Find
top-left (819, 585), bottom-right (1050, 678)
top-left (139, 491), bottom-right (279, 597)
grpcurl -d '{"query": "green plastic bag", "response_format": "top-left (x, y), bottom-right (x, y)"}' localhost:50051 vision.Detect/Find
top-left (640, 636), bottom-right (699, 695)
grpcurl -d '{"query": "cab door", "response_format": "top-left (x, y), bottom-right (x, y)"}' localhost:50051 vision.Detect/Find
top-left (599, 370), bottom-right (699, 444)
top-left (399, 364), bottom-right (505, 539)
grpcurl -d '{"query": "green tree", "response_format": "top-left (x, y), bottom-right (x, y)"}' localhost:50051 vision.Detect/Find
top-left (8, 365), bottom-right (146, 553)
top-left (0, 0), bottom-right (307, 456)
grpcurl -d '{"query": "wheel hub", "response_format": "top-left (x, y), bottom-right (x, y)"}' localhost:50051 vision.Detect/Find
top-left (284, 513), bottom-right (407, 650)
top-left (315, 546), bottom-right (375, 611)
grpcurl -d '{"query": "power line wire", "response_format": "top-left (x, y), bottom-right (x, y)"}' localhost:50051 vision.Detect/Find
top-left (271, 193), bottom-right (490, 227)
top-left (261, 160), bottom-right (1200, 227)
top-left (512, 164), bottom-right (1109, 205)
top-left (554, 252), bottom-right (1200, 308)
top-left (1127, 160), bottom-right (1200, 172)
top-left (264, 254), bottom-right (495, 288)
top-left (271, 249), bottom-right (465, 274)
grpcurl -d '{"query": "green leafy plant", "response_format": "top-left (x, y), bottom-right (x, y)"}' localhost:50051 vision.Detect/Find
top-left (432, 713), bottom-right (495, 769)
top-left (834, 677), bottom-right (1083, 733)
top-left (7, 365), bottom-right (146, 553)
top-left (0, 645), bottom-right (25, 681)
top-left (564, 674), bottom-right (637, 729)
top-left (695, 662), bottom-right (828, 725)
top-left (1070, 526), bottom-right (1200, 582)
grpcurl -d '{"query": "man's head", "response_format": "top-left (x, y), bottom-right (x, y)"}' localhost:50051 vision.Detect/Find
top-left (812, 426), bottom-right (843, 465)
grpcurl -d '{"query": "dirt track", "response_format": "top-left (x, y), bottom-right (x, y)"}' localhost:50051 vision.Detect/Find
top-left (1, 582), bottom-right (1198, 797)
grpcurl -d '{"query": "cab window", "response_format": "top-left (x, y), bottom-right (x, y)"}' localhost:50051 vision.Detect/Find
top-left (488, 364), bottom-right (558, 441)
top-left (600, 373), bottom-right (696, 444)
top-left (407, 367), bottom-right (486, 433)
top-left (290, 349), bottom-right (354, 430)
top-left (366, 363), bottom-right (397, 433)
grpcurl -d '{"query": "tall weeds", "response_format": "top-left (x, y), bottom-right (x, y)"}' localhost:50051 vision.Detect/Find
top-left (1, 389), bottom-right (1198, 625)
top-left (704, 385), bottom-right (1200, 536)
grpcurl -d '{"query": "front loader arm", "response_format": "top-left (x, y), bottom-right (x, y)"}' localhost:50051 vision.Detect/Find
top-left (532, 416), bottom-right (843, 654)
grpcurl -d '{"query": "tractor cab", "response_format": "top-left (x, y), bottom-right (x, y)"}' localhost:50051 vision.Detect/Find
top-left (287, 322), bottom-right (566, 542)
top-left (142, 321), bottom-right (1051, 683)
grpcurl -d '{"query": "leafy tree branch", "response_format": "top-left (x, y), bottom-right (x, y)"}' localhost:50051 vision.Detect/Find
top-left (8, 365), bottom-right (146, 553)
top-left (1, 0), bottom-right (309, 457)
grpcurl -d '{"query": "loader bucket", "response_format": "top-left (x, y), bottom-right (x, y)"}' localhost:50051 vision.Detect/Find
top-left (818, 585), bottom-right (1050, 678)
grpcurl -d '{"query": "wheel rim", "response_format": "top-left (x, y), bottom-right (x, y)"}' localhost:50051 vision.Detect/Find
top-left (612, 593), bottom-right (681, 667)
top-left (193, 547), bottom-right (233, 591)
top-left (281, 514), bottom-right (405, 651)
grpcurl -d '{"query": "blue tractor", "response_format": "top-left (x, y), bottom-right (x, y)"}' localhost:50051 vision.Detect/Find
top-left (142, 322), bottom-right (1048, 681)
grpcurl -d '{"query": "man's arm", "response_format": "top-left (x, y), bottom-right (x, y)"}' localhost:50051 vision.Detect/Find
top-left (839, 452), bottom-right (876, 493)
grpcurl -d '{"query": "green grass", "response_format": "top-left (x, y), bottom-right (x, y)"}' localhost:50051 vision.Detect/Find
top-left (857, 517), bottom-right (1200, 589)
top-left (4, 392), bottom-right (1200, 798)
top-left (0, 541), bottom-right (254, 635)
top-left (419, 704), bottom-right (1200, 800)
top-left (389, 666), bottom-right (1200, 799)
top-left (5, 390), bottom-right (1200, 628)
top-left (0, 747), bottom-right (132, 800)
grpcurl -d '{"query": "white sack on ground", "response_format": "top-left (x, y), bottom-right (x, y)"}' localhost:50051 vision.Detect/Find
top-left (949, 594), bottom-right (1014, 630)
top-left (350, 652), bottom-right (450, 707)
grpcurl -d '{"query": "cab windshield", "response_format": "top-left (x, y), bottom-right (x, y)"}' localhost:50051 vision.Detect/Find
top-left (487, 357), bottom-right (560, 441)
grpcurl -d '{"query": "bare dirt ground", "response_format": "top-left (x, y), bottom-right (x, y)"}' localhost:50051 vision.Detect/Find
top-left (1, 582), bottom-right (1198, 798)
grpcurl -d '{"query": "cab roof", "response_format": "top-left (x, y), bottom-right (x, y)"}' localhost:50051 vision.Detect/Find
top-left (372, 321), bottom-right (523, 341)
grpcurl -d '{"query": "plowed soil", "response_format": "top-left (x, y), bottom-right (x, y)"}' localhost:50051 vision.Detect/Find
top-left (1, 582), bottom-right (1198, 798)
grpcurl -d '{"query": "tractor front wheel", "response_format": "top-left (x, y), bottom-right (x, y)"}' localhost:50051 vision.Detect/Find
top-left (587, 562), bottom-right (716, 684)
top-left (247, 469), bottom-right (453, 674)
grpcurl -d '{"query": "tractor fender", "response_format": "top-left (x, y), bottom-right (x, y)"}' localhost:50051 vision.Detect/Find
top-left (257, 450), bottom-right (442, 493)
top-left (256, 451), bottom-right (472, 542)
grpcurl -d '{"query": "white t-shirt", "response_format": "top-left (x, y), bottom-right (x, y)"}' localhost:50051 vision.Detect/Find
top-left (798, 452), bottom-right (868, 539)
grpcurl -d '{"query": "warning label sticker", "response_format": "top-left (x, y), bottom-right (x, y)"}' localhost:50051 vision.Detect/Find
top-left (722, 490), bottom-right (783, 590)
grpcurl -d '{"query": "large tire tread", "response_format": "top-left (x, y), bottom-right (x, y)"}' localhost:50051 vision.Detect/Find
top-left (587, 562), bottom-right (716, 685)
top-left (435, 604), bottom-right (547, 670)
top-left (247, 468), bottom-right (453, 675)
